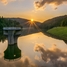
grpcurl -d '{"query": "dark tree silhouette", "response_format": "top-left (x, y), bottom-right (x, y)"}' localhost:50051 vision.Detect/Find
top-left (0, 16), bottom-right (21, 42)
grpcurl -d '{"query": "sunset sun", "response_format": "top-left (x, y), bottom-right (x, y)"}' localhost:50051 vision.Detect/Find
top-left (31, 19), bottom-right (34, 22)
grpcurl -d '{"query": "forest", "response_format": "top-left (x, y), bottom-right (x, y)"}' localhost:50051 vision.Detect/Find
top-left (0, 16), bottom-right (21, 42)
top-left (41, 15), bottom-right (67, 31)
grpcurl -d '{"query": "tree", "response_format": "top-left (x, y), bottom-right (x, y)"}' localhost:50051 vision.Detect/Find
top-left (61, 18), bottom-right (67, 27)
top-left (0, 16), bottom-right (21, 42)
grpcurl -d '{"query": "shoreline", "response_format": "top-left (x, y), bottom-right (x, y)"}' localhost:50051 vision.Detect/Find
top-left (41, 29), bottom-right (67, 44)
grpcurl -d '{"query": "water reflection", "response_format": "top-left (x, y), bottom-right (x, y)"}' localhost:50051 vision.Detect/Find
top-left (0, 32), bottom-right (67, 67)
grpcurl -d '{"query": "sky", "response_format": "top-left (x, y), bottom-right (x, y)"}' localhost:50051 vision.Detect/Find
top-left (0, 0), bottom-right (67, 22)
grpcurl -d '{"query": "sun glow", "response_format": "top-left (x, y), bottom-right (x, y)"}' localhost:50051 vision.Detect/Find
top-left (25, 18), bottom-right (40, 33)
top-left (31, 19), bottom-right (34, 22)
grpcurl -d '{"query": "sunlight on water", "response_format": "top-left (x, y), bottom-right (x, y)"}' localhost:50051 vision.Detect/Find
top-left (0, 32), bottom-right (67, 67)
top-left (0, 40), bottom-right (7, 53)
top-left (18, 32), bottom-right (67, 50)
top-left (18, 32), bottom-right (67, 61)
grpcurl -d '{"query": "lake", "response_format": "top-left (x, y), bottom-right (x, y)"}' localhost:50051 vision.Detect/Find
top-left (0, 32), bottom-right (67, 67)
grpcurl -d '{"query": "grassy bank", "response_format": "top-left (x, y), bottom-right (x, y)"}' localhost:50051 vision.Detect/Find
top-left (47, 27), bottom-right (67, 42)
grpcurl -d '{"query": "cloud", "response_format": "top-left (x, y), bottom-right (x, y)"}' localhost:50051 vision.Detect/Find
top-left (34, 0), bottom-right (67, 9)
top-left (0, 0), bottom-right (16, 5)
top-left (35, 55), bottom-right (41, 61)
top-left (1, 43), bottom-right (67, 67)
top-left (0, 0), bottom-right (24, 5)
top-left (0, 56), bottom-right (37, 67)
top-left (34, 44), bottom-right (67, 67)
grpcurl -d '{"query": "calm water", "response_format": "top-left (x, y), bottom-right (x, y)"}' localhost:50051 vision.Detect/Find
top-left (0, 32), bottom-right (67, 67)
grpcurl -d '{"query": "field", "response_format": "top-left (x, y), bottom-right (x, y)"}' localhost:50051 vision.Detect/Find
top-left (47, 27), bottom-right (67, 41)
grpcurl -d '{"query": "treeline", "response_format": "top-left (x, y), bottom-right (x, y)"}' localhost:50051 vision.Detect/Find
top-left (41, 15), bottom-right (67, 31)
top-left (61, 19), bottom-right (67, 26)
top-left (0, 16), bottom-right (21, 42)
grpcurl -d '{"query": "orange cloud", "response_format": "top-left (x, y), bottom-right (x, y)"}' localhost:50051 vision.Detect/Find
top-left (0, 0), bottom-right (16, 5)
top-left (34, 0), bottom-right (67, 9)
top-left (34, 44), bottom-right (67, 67)
top-left (0, 56), bottom-right (37, 67)
top-left (0, 0), bottom-right (24, 5)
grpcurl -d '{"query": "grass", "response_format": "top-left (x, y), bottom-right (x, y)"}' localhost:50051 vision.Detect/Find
top-left (47, 27), bottom-right (67, 41)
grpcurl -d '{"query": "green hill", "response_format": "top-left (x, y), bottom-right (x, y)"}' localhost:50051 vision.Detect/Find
top-left (47, 27), bottom-right (67, 42)
top-left (41, 15), bottom-right (67, 31)
top-left (7, 18), bottom-right (41, 28)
